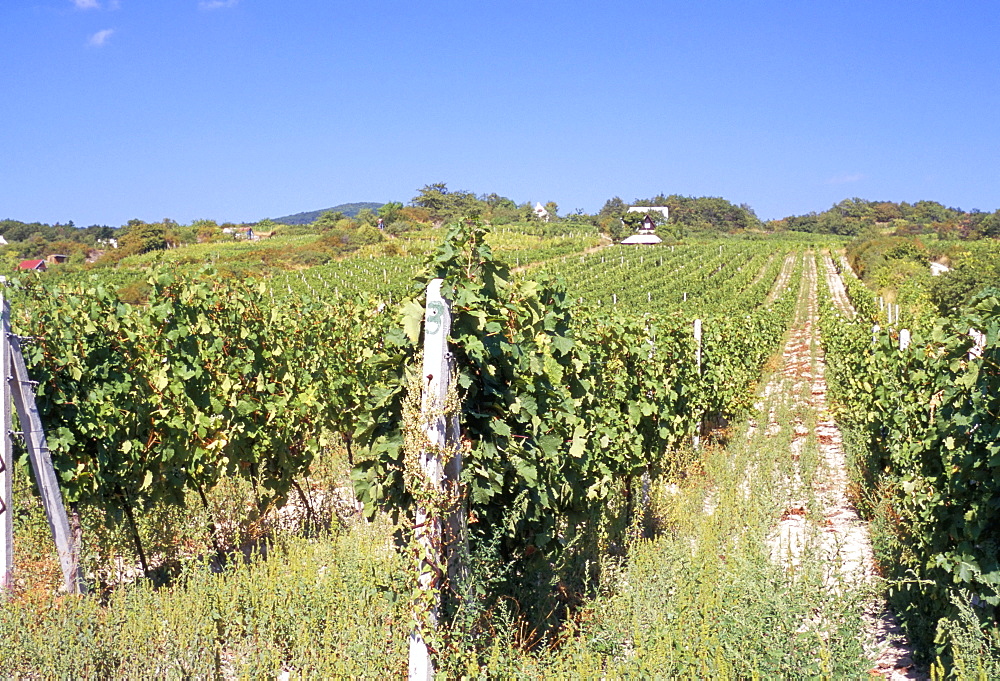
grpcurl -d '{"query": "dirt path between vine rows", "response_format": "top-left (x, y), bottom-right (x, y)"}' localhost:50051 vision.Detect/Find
top-left (756, 253), bottom-right (924, 679)
top-left (765, 251), bottom-right (799, 303)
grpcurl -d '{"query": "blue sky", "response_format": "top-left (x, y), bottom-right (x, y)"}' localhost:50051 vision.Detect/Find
top-left (2, 1), bottom-right (999, 226)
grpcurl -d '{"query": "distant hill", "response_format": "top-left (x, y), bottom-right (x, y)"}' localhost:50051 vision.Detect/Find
top-left (271, 202), bottom-right (385, 225)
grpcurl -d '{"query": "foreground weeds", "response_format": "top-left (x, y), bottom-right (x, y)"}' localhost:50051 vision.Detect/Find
top-left (2, 419), bottom-right (874, 678)
top-left (0, 520), bottom-right (407, 677)
top-left (1, 273), bottom-right (879, 676)
top-left (457, 431), bottom-right (870, 677)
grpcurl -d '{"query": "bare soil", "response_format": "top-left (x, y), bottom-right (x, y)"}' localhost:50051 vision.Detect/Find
top-left (757, 254), bottom-right (924, 679)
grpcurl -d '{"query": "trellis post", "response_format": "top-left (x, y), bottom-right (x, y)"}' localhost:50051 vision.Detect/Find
top-left (0, 295), bottom-right (84, 595)
top-left (968, 328), bottom-right (986, 360)
top-left (693, 318), bottom-right (703, 449)
top-left (410, 278), bottom-right (460, 680)
top-left (0, 296), bottom-right (12, 591)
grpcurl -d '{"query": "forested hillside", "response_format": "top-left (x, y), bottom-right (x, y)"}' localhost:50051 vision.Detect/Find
top-left (772, 197), bottom-right (1000, 238)
top-left (271, 202), bottom-right (385, 225)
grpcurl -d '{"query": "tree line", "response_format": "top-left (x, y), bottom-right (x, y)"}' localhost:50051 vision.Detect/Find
top-left (5, 191), bottom-right (1000, 271)
top-left (771, 197), bottom-right (1000, 238)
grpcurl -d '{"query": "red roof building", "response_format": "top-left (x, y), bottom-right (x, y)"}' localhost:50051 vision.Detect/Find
top-left (17, 259), bottom-right (47, 271)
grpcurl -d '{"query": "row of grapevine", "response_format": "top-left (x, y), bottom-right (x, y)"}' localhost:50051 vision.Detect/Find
top-left (540, 242), bottom-right (796, 318)
top-left (9, 273), bottom-right (391, 571)
top-left (817, 255), bottom-right (1000, 661)
top-left (10, 227), bottom-right (804, 584)
top-left (354, 223), bottom-right (802, 568)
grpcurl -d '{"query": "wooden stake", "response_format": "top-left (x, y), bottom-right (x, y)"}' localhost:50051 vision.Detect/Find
top-left (410, 278), bottom-right (456, 680)
top-left (693, 318), bottom-right (703, 450)
top-left (969, 327), bottom-right (986, 360)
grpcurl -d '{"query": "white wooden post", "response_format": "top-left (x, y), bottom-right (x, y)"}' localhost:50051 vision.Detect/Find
top-left (410, 278), bottom-right (455, 681)
top-left (872, 324), bottom-right (880, 346)
top-left (968, 328), bottom-right (986, 360)
top-left (0, 296), bottom-right (12, 592)
top-left (899, 328), bottom-right (911, 351)
top-left (693, 318), bottom-right (702, 450)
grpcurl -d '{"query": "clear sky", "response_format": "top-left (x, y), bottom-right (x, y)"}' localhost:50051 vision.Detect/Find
top-left (2, 1), bottom-right (999, 227)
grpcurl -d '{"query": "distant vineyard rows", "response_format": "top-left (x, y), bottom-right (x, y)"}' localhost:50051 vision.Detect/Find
top-left (819, 254), bottom-right (1000, 659)
top-left (10, 229), bottom-right (805, 570)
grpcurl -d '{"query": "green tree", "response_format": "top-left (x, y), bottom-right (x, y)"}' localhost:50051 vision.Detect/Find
top-left (981, 210), bottom-right (1000, 238)
top-left (598, 196), bottom-right (627, 218)
top-left (377, 202), bottom-right (403, 225)
top-left (119, 221), bottom-right (167, 255)
top-left (412, 183), bottom-right (451, 217)
top-left (910, 200), bottom-right (957, 225)
top-left (313, 211), bottom-right (346, 231)
top-left (412, 183), bottom-right (483, 223)
top-left (355, 208), bottom-right (378, 228)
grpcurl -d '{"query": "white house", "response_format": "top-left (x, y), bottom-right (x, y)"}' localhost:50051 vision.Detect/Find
top-left (533, 202), bottom-right (550, 222)
top-left (621, 206), bottom-right (668, 245)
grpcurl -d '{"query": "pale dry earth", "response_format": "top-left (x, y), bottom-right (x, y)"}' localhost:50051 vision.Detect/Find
top-left (755, 253), bottom-right (923, 679)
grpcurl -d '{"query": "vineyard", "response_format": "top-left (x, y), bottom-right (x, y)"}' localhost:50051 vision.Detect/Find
top-left (0, 223), bottom-right (997, 676)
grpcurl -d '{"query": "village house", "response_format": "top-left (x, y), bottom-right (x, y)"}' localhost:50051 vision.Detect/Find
top-left (621, 206), bottom-right (669, 245)
top-left (223, 226), bottom-right (256, 240)
top-left (17, 259), bottom-right (46, 272)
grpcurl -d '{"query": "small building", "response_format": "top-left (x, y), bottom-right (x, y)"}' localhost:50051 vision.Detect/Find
top-left (224, 226), bottom-right (256, 240)
top-left (17, 259), bottom-right (47, 272)
top-left (930, 262), bottom-right (950, 276)
top-left (533, 202), bottom-right (550, 222)
top-left (621, 232), bottom-right (663, 245)
top-left (621, 207), bottom-right (666, 245)
top-left (0, 236), bottom-right (7, 246)
top-left (46, 254), bottom-right (70, 264)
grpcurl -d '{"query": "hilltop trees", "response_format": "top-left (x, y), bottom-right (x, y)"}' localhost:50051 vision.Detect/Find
top-left (119, 220), bottom-right (168, 255)
top-left (409, 183), bottom-right (558, 227)
top-left (770, 198), bottom-right (1000, 238)
top-left (411, 183), bottom-right (481, 224)
top-left (597, 194), bottom-right (761, 240)
top-left (377, 202), bottom-right (403, 225)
